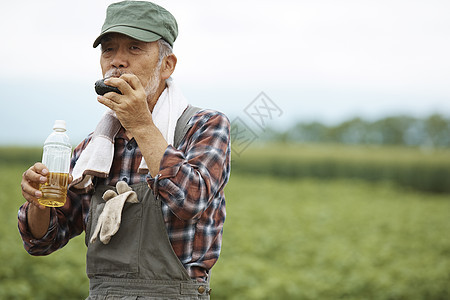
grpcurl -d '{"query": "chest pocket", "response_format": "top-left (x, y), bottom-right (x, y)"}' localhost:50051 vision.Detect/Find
top-left (86, 187), bottom-right (143, 278)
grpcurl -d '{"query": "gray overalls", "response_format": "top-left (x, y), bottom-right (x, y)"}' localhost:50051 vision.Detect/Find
top-left (85, 106), bottom-right (211, 299)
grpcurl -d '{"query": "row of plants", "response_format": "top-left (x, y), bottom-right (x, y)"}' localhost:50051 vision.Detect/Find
top-left (232, 143), bottom-right (450, 193)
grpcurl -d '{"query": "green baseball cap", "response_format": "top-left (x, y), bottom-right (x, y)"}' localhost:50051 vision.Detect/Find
top-left (93, 1), bottom-right (178, 48)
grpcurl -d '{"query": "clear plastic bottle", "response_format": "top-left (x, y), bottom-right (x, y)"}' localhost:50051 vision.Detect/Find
top-left (39, 120), bottom-right (72, 207)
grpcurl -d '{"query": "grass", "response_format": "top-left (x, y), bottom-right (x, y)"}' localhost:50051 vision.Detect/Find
top-left (211, 174), bottom-right (450, 299)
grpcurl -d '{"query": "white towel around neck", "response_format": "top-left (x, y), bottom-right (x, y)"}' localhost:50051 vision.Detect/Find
top-left (71, 78), bottom-right (188, 192)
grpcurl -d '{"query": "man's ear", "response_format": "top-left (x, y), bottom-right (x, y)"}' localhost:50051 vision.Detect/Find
top-left (160, 53), bottom-right (177, 80)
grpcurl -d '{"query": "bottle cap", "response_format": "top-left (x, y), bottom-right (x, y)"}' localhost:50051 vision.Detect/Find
top-left (53, 120), bottom-right (67, 132)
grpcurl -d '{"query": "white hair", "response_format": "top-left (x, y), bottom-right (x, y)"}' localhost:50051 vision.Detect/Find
top-left (144, 39), bottom-right (173, 97)
top-left (157, 39), bottom-right (173, 67)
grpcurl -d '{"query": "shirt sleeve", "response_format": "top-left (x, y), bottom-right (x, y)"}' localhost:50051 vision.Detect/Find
top-left (147, 110), bottom-right (231, 221)
top-left (17, 135), bottom-right (92, 255)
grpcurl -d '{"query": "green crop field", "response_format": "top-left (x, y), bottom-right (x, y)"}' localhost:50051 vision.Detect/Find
top-left (1, 145), bottom-right (449, 299)
top-left (213, 174), bottom-right (450, 299)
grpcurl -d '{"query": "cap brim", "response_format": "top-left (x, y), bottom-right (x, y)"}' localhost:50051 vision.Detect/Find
top-left (93, 25), bottom-right (162, 48)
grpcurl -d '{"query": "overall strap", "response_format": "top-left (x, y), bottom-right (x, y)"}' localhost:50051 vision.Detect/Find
top-left (174, 105), bottom-right (202, 148)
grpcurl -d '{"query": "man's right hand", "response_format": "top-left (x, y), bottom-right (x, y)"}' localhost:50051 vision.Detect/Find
top-left (21, 163), bottom-right (53, 239)
top-left (21, 162), bottom-right (49, 210)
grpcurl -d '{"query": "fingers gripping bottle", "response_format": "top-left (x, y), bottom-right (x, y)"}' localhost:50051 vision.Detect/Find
top-left (39, 120), bottom-right (72, 207)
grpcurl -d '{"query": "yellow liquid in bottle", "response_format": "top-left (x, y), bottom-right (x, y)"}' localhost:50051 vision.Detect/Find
top-left (39, 172), bottom-right (69, 207)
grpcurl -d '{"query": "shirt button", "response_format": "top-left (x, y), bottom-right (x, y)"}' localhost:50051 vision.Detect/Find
top-left (198, 286), bottom-right (206, 294)
top-left (126, 144), bottom-right (133, 151)
top-left (122, 177), bottom-right (128, 183)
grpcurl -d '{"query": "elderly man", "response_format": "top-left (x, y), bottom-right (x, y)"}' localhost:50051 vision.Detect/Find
top-left (18, 1), bottom-right (230, 299)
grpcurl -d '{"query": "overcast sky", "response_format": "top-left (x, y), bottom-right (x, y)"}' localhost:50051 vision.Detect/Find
top-left (1, 0), bottom-right (449, 145)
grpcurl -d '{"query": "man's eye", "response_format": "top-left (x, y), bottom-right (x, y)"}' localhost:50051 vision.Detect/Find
top-left (102, 47), bottom-right (113, 53)
top-left (130, 46), bottom-right (141, 51)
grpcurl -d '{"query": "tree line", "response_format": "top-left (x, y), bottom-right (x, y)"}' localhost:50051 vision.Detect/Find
top-left (262, 114), bottom-right (450, 147)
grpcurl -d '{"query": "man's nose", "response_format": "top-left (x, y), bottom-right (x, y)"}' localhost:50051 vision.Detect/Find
top-left (110, 49), bottom-right (128, 69)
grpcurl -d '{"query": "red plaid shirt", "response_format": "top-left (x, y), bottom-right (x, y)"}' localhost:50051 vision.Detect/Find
top-left (18, 109), bottom-right (231, 280)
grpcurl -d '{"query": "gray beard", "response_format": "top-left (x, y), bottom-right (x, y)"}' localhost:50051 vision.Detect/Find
top-left (144, 65), bottom-right (161, 100)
